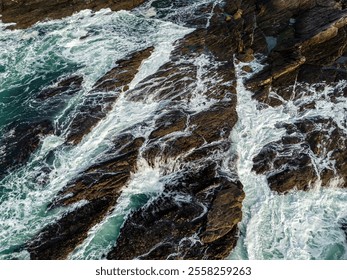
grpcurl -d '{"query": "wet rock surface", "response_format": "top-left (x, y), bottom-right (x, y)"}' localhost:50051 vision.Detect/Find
top-left (253, 117), bottom-right (347, 193)
top-left (0, 120), bottom-right (53, 179)
top-left (36, 75), bottom-right (83, 101)
top-left (7, 0), bottom-right (347, 260)
top-left (105, 1), bottom-right (251, 260)
top-left (65, 47), bottom-right (154, 144)
top-left (240, 0), bottom-right (347, 193)
top-left (107, 164), bottom-right (244, 260)
top-left (0, 0), bottom-right (146, 29)
top-left (25, 0), bottom-right (246, 260)
top-left (27, 136), bottom-right (144, 259)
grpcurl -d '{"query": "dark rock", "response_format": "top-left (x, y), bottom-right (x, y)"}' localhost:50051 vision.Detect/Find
top-left (247, 1), bottom-right (347, 97)
top-left (65, 47), bottom-right (154, 144)
top-left (28, 137), bottom-right (144, 259)
top-left (103, 2), bottom-right (249, 260)
top-left (253, 117), bottom-right (347, 193)
top-left (0, 120), bottom-right (53, 178)
top-left (143, 99), bottom-right (237, 166)
top-left (27, 197), bottom-right (115, 260)
top-left (51, 137), bottom-right (144, 207)
top-left (149, 110), bottom-right (187, 140)
top-left (36, 75), bottom-right (83, 100)
top-left (26, 0), bottom-right (347, 260)
top-left (107, 163), bottom-right (244, 260)
top-left (0, 0), bottom-right (146, 29)
top-left (190, 100), bottom-right (238, 143)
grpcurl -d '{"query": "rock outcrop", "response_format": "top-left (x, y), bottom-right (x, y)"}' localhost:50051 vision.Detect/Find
top-left (25, 0), bottom-right (246, 260)
top-left (107, 166), bottom-right (244, 260)
top-left (3, 0), bottom-right (347, 260)
top-left (0, 0), bottom-right (146, 28)
top-left (27, 136), bottom-right (144, 259)
top-left (65, 47), bottom-right (154, 144)
top-left (36, 75), bottom-right (83, 101)
top-left (245, 0), bottom-right (347, 192)
top-left (0, 120), bottom-right (53, 179)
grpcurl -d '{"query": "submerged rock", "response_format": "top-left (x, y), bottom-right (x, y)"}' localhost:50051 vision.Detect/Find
top-left (36, 75), bottom-right (83, 100)
top-left (0, 120), bottom-right (53, 179)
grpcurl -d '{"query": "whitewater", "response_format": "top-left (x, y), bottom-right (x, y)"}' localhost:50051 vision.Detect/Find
top-left (0, 0), bottom-right (347, 260)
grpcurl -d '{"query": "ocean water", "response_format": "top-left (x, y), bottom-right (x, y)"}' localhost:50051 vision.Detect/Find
top-left (0, 0), bottom-right (347, 260)
top-left (228, 59), bottom-right (347, 260)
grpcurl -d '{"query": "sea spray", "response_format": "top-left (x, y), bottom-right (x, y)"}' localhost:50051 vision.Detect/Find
top-left (229, 58), bottom-right (347, 260)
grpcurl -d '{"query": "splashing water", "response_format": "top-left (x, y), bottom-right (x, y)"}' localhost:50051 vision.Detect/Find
top-left (228, 58), bottom-right (347, 260)
top-left (1, 0), bottom-right (347, 260)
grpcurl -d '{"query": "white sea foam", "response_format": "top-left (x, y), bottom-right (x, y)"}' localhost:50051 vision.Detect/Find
top-left (0, 8), bottom-right (192, 259)
top-left (2, 0), bottom-right (346, 260)
top-left (228, 58), bottom-right (347, 260)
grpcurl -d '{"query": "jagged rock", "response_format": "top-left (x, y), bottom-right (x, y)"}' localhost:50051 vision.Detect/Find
top-left (247, 1), bottom-right (347, 99)
top-left (0, 0), bottom-right (146, 29)
top-left (191, 100), bottom-right (237, 142)
top-left (27, 197), bottom-right (115, 260)
top-left (52, 137), bottom-right (144, 207)
top-left (21, 0), bottom-right (347, 261)
top-left (65, 47), bottom-right (154, 144)
top-left (148, 110), bottom-right (188, 140)
top-left (244, 1), bottom-right (347, 197)
top-left (104, 2), bottom-right (247, 260)
top-left (253, 117), bottom-right (347, 193)
top-left (36, 75), bottom-right (83, 100)
top-left (107, 163), bottom-right (244, 260)
top-left (0, 120), bottom-right (53, 178)
top-left (201, 185), bottom-right (244, 244)
top-left (143, 99), bottom-right (237, 166)
top-left (27, 136), bottom-right (144, 259)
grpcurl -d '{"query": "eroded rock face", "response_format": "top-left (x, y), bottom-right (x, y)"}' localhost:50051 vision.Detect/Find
top-left (65, 47), bottom-right (154, 144)
top-left (247, 0), bottom-right (347, 94)
top-left (225, 0), bottom-right (347, 193)
top-left (105, 1), bottom-right (249, 260)
top-left (0, 0), bottom-right (146, 29)
top-left (27, 136), bottom-right (144, 259)
top-left (0, 120), bottom-right (53, 178)
top-left (26, 0), bottom-right (246, 260)
top-left (107, 164), bottom-right (244, 260)
top-left (17, 0), bottom-right (347, 260)
top-left (36, 75), bottom-right (83, 100)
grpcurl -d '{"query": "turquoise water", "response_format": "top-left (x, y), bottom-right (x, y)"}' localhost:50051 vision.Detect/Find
top-left (1, 0), bottom-right (347, 260)
top-left (0, 6), bottom-right (193, 259)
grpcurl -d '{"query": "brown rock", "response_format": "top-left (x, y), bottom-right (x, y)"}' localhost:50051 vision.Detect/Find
top-left (65, 47), bottom-right (154, 144)
top-left (27, 197), bottom-right (115, 260)
top-left (36, 75), bottom-right (83, 100)
top-left (191, 100), bottom-right (238, 143)
top-left (201, 185), bottom-right (244, 243)
top-left (253, 117), bottom-right (347, 193)
top-left (0, 120), bottom-right (53, 178)
top-left (107, 164), bottom-right (244, 260)
top-left (1, 0), bottom-right (146, 29)
top-left (149, 110), bottom-right (187, 140)
top-left (28, 137), bottom-right (144, 259)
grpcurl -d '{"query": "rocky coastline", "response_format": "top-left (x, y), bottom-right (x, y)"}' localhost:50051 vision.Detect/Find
top-left (0, 0), bottom-right (146, 28)
top-left (1, 0), bottom-right (347, 259)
